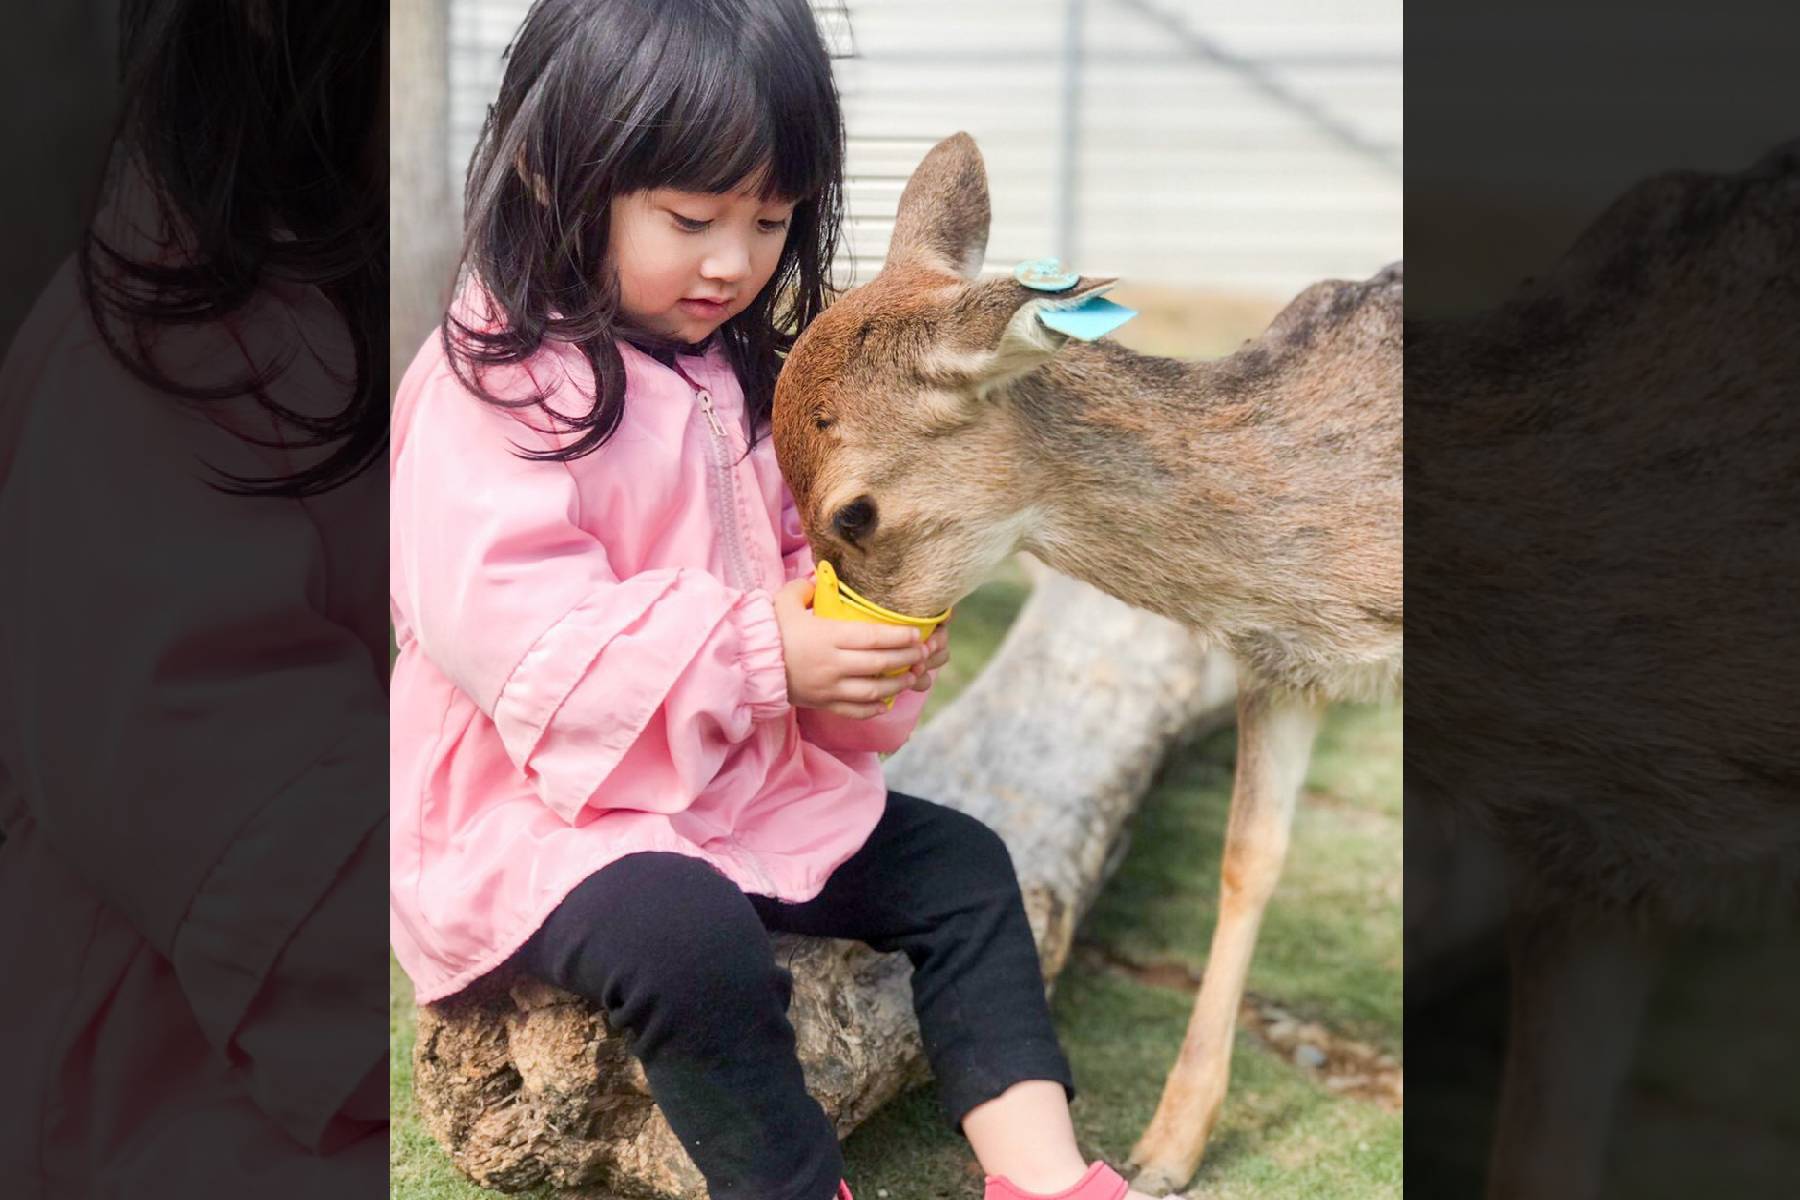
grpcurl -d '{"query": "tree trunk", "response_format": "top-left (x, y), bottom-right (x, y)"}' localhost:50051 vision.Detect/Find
top-left (389, 0), bottom-right (458, 392)
top-left (410, 570), bottom-right (1237, 1196)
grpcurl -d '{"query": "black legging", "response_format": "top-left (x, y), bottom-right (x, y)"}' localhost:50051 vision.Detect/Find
top-left (513, 790), bottom-right (1076, 1200)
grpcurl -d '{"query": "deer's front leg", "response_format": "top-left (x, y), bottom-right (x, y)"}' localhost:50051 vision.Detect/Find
top-left (1486, 904), bottom-right (1660, 1200)
top-left (1129, 688), bottom-right (1321, 1195)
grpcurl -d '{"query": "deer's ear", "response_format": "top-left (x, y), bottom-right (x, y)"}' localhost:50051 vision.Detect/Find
top-left (885, 133), bottom-right (992, 279)
top-left (948, 276), bottom-right (1123, 395)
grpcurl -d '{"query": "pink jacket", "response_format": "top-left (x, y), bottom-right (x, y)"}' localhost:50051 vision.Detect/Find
top-left (2, 259), bottom-right (386, 1192)
top-left (389, 325), bottom-right (928, 1004)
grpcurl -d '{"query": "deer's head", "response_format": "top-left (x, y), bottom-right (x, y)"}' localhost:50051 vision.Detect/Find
top-left (773, 132), bottom-right (1114, 616)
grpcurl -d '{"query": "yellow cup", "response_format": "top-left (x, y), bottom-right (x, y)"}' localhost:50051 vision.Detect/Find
top-left (810, 560), bottom-right (953, 707)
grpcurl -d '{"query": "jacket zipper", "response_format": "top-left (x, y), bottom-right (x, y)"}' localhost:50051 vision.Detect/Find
top-left (697, 388), bottom-right (762, 592)
top-left (671, 359), bottom-right (759, 593)
top-left (670, 360), bottom-right (779, 896)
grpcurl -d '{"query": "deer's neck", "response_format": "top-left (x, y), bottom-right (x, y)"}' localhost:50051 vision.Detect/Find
top-left (1001, 339), bottom-right (1312, 630)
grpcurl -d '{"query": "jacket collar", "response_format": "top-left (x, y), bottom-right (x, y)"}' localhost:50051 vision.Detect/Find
top-left (618, 328), bottom-right (717, 367)
top-left (616, 332), bottom-right (729, 394)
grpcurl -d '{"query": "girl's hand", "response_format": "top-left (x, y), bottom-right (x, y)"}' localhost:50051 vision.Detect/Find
top-left (773, 577), bottom-right (930, 719)
top-left (906, 623), bottom-right (951, 692)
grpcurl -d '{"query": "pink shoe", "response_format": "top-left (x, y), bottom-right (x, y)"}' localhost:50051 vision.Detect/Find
top-left (983, 1162), bottom-right (1130, 1200)
top-left (837, 1182), bottom-right (854, 1200)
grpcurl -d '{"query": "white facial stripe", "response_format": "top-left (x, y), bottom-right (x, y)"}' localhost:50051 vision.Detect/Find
top-left (971, 505), bottom-right (1042, 569)
top-left (918, 345), bottom-right (992, 382)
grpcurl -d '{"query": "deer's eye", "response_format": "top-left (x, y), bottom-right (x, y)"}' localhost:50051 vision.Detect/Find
top-left (814, 415), bottom-right (833, 431)
top-left (832, 497), bottom-right (877, 545)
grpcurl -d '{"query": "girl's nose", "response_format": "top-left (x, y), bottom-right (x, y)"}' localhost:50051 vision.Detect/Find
top-left (700, 238), bottom-right (751, 284)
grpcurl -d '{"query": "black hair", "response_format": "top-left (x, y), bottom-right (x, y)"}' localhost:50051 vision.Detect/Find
top-left (446, 0), bottom-right (846, 460)
top-left (76, 0), bottom-right (386, 499)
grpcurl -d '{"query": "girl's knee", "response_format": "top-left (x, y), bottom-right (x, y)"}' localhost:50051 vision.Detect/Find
top-left (901, 806), bottom-right (1028, 933)
top-left (893, 793), bottom-right (1017, 872)
top-left (531, 853), bottom-right (781, 1015)
top-left (606, 922), bottom-right (793, 1052)
top-left (935, 807), bottom-right (1021, 894)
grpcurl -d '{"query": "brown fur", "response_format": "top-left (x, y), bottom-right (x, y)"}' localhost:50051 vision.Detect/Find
top-left (772, 133), bottom-right (1402, 1191)
top-left (1408, 142), bottom-right (1800, 1200)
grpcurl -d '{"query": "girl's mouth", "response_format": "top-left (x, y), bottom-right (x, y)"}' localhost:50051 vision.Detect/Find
top-left (678, 297), bottom-right (730, 318)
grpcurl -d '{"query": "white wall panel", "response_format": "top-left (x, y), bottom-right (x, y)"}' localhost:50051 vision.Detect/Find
top-left (446, 0), bottom-right (1402, 300)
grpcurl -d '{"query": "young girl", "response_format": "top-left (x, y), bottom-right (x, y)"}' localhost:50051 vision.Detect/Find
top-left (390, 3), bottom-right (1149, 1198)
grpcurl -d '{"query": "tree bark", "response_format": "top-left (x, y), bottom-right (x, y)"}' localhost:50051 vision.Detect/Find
top-left (410, 570), bottom-right (1236, 1196)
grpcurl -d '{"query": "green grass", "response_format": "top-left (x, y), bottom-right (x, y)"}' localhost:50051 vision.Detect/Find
top-left (1079, 710), bottom-right (1404, 1053)
top-left (391, 562), bottom-right (1403, 1197)
top-left (836, 958), bottom-right (1402, 1200)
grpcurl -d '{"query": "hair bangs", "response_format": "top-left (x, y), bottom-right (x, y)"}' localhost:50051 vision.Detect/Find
top-left (625, 60), bottom-right (773, 198)
top-left (624, 10), bottom-right (836, 203)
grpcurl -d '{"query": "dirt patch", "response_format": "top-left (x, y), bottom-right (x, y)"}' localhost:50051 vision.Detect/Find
top-left (1070, 943), bottom-right (1404, 1111)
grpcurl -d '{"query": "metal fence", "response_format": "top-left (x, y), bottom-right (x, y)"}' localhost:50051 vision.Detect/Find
top-left (447, 0), bottom-right (1401, 298)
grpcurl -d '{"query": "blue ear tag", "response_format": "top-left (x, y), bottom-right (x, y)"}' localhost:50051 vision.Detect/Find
top-left (1012, 257), bottom-right (1080, 292)
top-left (1037, 296), bottom-right (1137, 341)
top-left (1014, 257), bottom-right (1137, 340)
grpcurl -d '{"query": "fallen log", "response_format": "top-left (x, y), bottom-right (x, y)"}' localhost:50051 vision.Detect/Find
top-left (410, 569), bottom-right (1237, 1196)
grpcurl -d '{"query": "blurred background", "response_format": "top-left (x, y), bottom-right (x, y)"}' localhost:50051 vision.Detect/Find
top-left (390, 3), bottom-right (1402, 1198)
top-left (0, 3), bottom-right (119, 349)
top-left (393, 0), bottom-right (1401, 377)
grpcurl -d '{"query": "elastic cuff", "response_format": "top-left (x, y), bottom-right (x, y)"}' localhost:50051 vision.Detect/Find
top-left (732, 588), bottom-right (790, 722)
top-left (491, 571), bottom-right (683, 774)
top-left (930, 1035), bottom-right (1078, 1134)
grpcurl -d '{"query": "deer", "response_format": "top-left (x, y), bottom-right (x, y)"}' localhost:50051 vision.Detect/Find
top-left (1404, 140), bottom-right (1800, 1198)
top-left (771, 132), bottom-right (1401, 1193)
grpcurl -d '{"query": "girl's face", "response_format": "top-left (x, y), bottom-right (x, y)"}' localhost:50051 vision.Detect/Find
top-left (609, 183), bottom-right (798, 343)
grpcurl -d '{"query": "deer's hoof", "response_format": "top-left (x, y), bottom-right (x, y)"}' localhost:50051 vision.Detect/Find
top-left (1126, 1159), bottom-right (1194, 1197)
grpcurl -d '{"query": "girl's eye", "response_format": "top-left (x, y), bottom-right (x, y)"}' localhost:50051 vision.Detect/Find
top-left (758, 218), bottom-right (791, 233)
top-left (672, 214), bottom-right (711, 232)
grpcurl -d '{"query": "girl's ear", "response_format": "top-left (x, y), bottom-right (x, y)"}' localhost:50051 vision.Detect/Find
top-left (513, 149), bottom-right (552, 207)
top-left (945, 275), bottom-right (1121, 397)
top-left (883, 132), bottom-right (991, 280)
